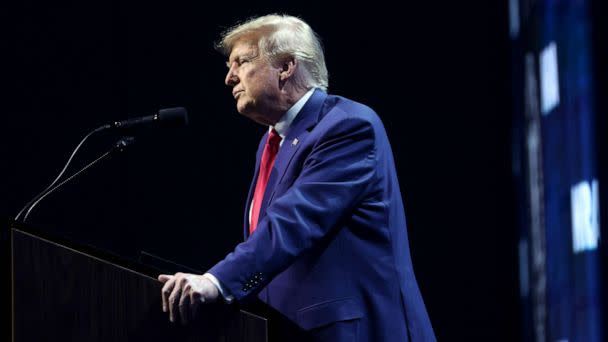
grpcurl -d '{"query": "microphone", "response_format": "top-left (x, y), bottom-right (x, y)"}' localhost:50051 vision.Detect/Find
top-left (111, 107), bottom-right (189, 130)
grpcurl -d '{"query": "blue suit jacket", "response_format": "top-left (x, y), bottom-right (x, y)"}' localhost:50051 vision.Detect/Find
top-left (209, 89), bottom-right (435, 341)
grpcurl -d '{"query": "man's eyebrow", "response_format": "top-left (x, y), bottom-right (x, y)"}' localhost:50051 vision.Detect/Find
top-left (226, 53), bottom-right (242, 66)
top-left (226, 50), bottom-right (259, 68)
top-left (225, 55), bottom-right (239, 68)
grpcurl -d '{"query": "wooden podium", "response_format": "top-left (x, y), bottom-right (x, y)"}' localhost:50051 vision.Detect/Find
top-left (10, 225), bottom-right (268, 342)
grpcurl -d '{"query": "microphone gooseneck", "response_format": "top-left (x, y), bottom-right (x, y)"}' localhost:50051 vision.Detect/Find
top-left (19, 136), bottom-right (136, 223)
top-left (14, 124), bottom-right (109, 222)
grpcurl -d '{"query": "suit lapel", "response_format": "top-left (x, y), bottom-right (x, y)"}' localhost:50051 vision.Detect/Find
top-left (257, 89), bottom-right (328, 223)
top-left (244, 133), bottom-right (268, 239)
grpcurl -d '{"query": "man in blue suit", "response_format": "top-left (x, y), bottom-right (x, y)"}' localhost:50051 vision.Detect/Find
top-left (159, 14), bottom-right (435, 341)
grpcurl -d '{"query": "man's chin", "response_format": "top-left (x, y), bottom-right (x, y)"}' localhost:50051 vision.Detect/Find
top-left (238, 109), bottom-right (268, 126)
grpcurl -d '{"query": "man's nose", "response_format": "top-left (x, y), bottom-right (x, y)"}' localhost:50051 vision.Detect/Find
top-left (225, 65), bottom-right (238, 86)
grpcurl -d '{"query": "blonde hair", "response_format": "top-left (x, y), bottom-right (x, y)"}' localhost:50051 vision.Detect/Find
top-left (217, 14), bottom-right (329, 91)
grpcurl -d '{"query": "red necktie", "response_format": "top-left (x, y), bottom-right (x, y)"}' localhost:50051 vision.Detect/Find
top-left (250, 129), bottom-right (282, 234)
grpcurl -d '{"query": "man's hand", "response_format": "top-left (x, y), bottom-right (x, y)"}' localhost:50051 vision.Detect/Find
top-left (158, 273), bottom-right (219, 324)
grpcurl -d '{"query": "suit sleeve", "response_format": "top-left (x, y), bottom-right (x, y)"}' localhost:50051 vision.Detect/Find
top-left (207, 115), bottom-right (377, 300)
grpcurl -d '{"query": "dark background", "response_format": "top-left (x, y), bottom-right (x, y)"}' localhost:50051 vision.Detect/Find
top-left (4, 1), bottom-right (523, 340)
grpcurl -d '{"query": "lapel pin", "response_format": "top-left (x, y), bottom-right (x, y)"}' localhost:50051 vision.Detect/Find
top-left (292, 138), bottom-right (299, 146)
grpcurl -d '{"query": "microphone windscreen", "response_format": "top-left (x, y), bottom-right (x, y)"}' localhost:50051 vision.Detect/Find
top-left (158, 107), bottom-right (189, 128)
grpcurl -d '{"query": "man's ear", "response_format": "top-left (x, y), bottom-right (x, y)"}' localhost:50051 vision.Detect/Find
top-left (279, 57), bottom-right (297, 81)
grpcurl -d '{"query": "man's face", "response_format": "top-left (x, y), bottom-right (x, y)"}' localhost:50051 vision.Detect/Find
top-left (224, 39), bottom-right (283, 125)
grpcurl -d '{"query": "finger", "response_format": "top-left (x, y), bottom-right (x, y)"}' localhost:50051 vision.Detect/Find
top-left (191, 291), bottom-right (202, 320)
top-left (160, 276), bottom-right (176, 313)
top-left (179, 283), bottom-right (192, 324)
top-left (168, 278), bottom-right (184, 323)
top-left (158, 274), bottom-right (172, 283)
top-left (179, 289), bottom-right (191, 325)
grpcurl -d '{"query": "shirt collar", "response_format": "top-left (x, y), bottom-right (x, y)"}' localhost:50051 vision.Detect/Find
top-left (271, 88), bottom-right (316, 138)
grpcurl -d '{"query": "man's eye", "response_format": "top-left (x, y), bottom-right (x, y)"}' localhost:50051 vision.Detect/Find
top-left (226, 57), bottom-right (252, 69)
